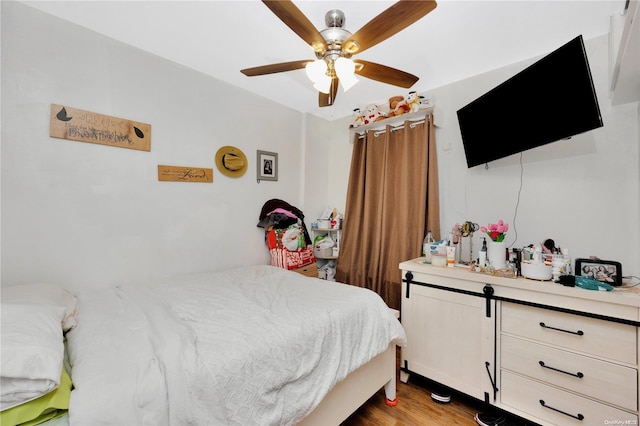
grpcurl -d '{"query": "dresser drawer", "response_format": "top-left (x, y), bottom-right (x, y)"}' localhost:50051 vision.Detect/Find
top-left (501, 334), bottom-right (637, 411)
top-left (501, 370), bottom-right (638, 425)
top-left (501, 302), bottom-right (636, 364)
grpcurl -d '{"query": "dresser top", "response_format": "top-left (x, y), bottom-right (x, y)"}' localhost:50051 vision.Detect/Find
top-left (400, 258), bottom-right (640, 315)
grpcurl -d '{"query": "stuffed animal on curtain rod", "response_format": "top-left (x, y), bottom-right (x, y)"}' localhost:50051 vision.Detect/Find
top-left (389, 96), bottom-right (406, 116)
top-left (406, 91), bottom-right (420, 113)
top-left (390, 91), bottom-right (421, 117)
top-left (363, 104), bottom-right (386, 125)
top-left (351, 108), bottom-right (365, 128)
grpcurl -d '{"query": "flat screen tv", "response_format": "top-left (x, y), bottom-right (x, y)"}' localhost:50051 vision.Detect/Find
top-left (457, 35), bottom-right (603, 168)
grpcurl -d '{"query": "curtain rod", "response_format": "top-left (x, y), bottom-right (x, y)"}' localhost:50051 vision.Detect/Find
top-left (355, 115), bottom-right (430, 140)
top-left (374, 119), bottom-right (425, 137)
top-left (351, 108), bottom-right (434, 139)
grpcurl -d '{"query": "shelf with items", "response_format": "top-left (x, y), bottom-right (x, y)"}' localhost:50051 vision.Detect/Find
top-left (311, 208), bottom-right (343, 280)
top-left (312, 228), bottom-right (341, 260)
top-left (311, 227), bottom-right (341, 280)
top-left (349, 107), bottom-right (435, 139)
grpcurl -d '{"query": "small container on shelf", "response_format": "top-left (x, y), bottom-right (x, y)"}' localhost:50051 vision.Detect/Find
top-left (317, 219), bottom-right (331, 229)
top-left (314, 247), bottom-right (333, 258)
top-left (431, 253), bottom-right (447, 267)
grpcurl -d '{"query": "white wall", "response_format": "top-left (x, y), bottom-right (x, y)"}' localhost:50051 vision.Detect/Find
top-left (303, 113), bottom-right (353, 223)
top-left (1, 2), bottom-right (308, 291)
top-left (3, 2), bottom-right (638, 293)
top-left (326, 34), bottom-right (640, 277)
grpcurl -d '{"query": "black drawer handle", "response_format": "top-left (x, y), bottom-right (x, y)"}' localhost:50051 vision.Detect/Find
top-left (540, 400), bottom-right (584, 421)
top-left (539, 322), bottom-right (584, 336)
top-left (539, 361), bottom-right (584, 378)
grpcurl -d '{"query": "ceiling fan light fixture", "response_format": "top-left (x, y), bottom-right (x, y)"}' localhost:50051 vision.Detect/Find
top-left (313, 74), bottom-right (333, 94)
top-left (311, 41), bottom-right (326, 54)
top-left (343, 40), bottom-right (360, 54)
top-left (335, 57), bottom-right (358, 91)
top-left (305, 59), bottom-right (327, 82)
top-left (340, 73), bottom-right (359, 92)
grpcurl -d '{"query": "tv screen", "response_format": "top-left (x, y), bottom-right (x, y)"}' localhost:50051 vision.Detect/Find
top-left (457, 35), bottom-right (603, 168)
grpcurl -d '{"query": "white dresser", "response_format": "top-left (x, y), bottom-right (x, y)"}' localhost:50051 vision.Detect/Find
top-left (400, 259), bottom-right (640, 426)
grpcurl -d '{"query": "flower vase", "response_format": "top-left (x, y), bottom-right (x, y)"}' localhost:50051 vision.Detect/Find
top-left (487, 240), bottom-right (507, 269)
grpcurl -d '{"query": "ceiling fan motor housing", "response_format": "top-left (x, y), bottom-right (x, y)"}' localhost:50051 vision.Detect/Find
top-left (325, 9), bottom-right (345, 28)
top-left (317, 9), bottom-right (355, 60)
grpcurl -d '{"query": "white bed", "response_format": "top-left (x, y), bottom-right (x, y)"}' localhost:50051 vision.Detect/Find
top-left (2, 265), bottom-right (405, 425)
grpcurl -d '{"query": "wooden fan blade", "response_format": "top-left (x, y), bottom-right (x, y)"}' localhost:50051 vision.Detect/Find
top-left (345, 0), bottom-right (437, 55)
top-left (241, 60), bottom-right (311, 76)
top-left (354, 60), bottom-right (419, 88)
top-left (319, 78), bottom-right (339, 107)
top-left (262, 0), bottom-right (327, 52)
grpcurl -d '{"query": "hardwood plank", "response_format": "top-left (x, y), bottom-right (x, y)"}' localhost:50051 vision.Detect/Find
top-left (341, 348), bottom-right (538, 426)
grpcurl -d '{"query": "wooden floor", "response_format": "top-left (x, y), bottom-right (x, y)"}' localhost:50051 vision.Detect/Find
top-left (340, 349), bottom-right (536, 426)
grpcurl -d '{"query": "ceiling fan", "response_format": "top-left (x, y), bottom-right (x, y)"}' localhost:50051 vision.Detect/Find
top-left (241, 0), bottom-right (437, 107)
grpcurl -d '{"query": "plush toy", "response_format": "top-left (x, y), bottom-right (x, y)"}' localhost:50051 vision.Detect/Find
top-left (351, 108), bottom-right (364, 128)
top-left (406, 91), bottom-right (420, 113)
top-left (391, 91), bottom-right (421, 116)
top-left (388, 96), bottom-right (405, 115)
top-left (363, 104), bottom-right (386, 125)
top-left (418, 95), bottom-right (432, 109)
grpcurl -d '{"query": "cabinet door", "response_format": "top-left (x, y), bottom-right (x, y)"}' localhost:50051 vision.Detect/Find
top-left (401, 279), bottom-right (496, 401)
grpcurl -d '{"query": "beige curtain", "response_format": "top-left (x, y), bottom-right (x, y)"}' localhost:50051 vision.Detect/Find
top-left (336, 114), bottom-right (439, 310)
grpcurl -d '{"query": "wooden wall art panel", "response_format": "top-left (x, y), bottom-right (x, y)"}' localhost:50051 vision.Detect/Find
top-left (50, 104), bottom-right (151, 152)
top-left (157, 165), bottom-right (213, 183)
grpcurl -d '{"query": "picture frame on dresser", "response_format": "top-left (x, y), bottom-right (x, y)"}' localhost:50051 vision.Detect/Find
top-left (574, 258), bottom-right (622, 286)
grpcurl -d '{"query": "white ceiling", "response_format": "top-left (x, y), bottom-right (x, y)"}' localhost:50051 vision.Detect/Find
top-left (20, 0), bottom-right (625, 121)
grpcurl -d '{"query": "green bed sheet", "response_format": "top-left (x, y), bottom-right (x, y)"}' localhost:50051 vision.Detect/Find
top-left (0, 367), bottom-right (72, 426)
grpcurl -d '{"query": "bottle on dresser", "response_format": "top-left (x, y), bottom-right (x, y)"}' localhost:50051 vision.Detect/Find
top-left (423, 230), bottom-right (434, 263)
top-left (479, 238), bottom-right (487, 267)
top-left (562, 248), bottom-right (571, 275)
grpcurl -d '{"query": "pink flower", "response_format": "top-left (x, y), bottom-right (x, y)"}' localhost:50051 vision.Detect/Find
top-left (482, 219), bottom-right (508, 242)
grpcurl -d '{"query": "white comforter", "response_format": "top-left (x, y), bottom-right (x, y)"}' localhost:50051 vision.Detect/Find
top-left (66, 265), bottom-right (406, 425)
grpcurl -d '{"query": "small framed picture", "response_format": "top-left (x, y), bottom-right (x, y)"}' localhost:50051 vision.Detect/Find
top-left (257, 150), bottom-right (278, 182)
top-left (575, 258), bottom-right (622, 286)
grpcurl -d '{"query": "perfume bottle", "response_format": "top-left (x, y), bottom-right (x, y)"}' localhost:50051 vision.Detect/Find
top-left (479, 238), bottom-right (487, 267)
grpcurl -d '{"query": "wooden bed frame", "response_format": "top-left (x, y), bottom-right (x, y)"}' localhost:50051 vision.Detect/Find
top-left (300, 343), bottom-right (397, 425)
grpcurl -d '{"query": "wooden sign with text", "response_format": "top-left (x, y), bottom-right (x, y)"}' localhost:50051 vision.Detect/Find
top-left (157, 165), bottom-right (213, 183)
top-left (50, 104), bottom-right (151, 152)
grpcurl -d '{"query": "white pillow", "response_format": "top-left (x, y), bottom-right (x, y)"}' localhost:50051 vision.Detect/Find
top-left (1, 303), bottom-right (65, 411)
top-left (1, 284), bottom-right (78, 331)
